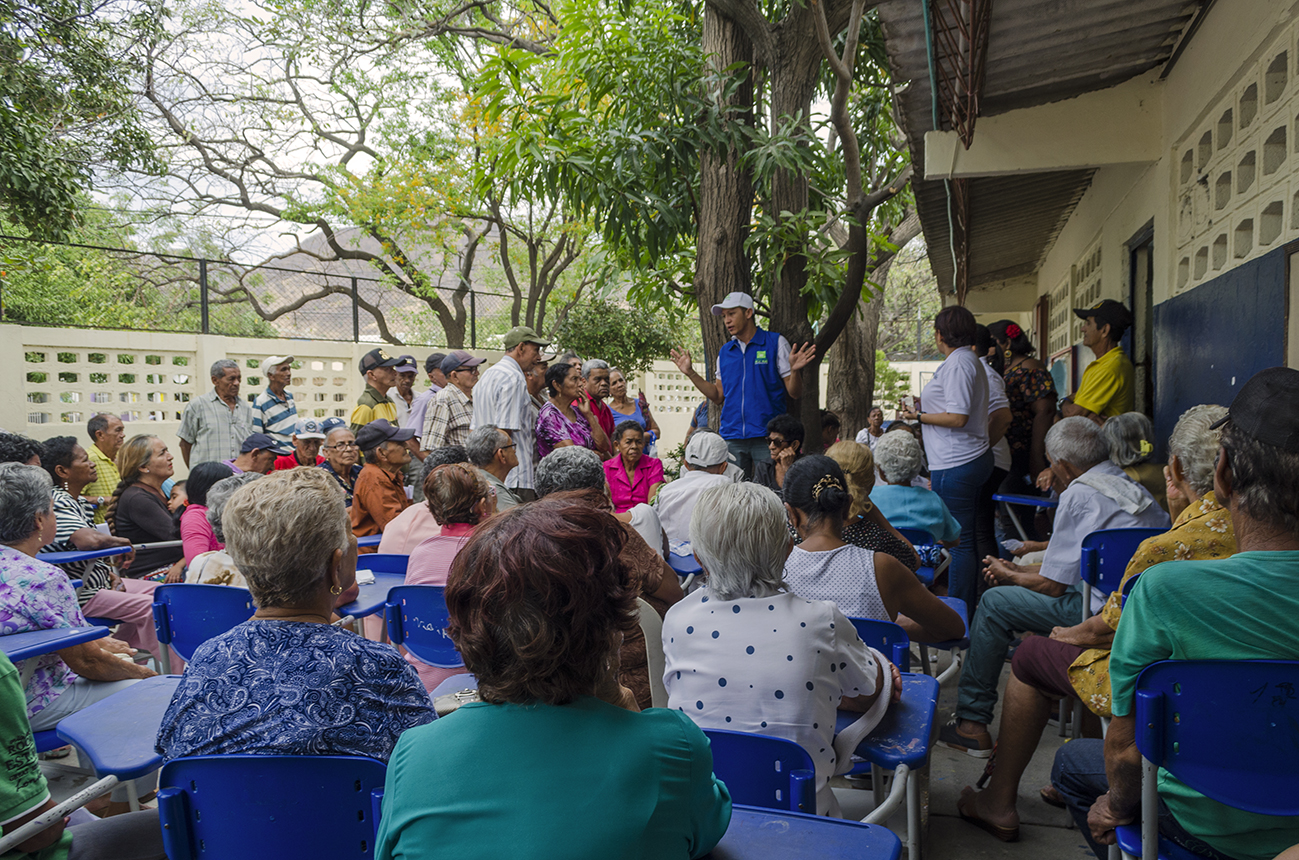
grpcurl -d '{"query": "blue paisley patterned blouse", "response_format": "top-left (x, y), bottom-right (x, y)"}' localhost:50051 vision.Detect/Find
top-left (156, 619), bottom-right (435, 762)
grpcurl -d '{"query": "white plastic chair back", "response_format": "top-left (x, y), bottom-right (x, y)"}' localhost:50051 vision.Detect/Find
top-left (637, 598), bottom-right (668, 708)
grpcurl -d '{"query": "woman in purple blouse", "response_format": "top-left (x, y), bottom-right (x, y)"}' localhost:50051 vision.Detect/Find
top-left (534, 363), bottom-right (609, 461)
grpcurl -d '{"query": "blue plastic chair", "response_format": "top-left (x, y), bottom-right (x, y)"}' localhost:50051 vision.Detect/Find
top-left (384, 585), bottom-right (463, 669)
top-left (701, 729), bottom-right (816, 814)
top-left (157, 755), bottom-right (387, 860)
top-left (356, 554), bottom-right (409, 576)
top-left (896, 527), bottom-right (944, 587)
top-left (836, 672), bottom-right (941, 860)
top-left (151, 584), bottom-right (255, 674)
top-left (1121, 569), bottom-right (1144, 608)
top-left (1079, 528), bottom-right (1166, 623)
top-left (720, 804), bottom-right (901, 859)
top-left (1114, 660), bottom-right (1299, 860)
top-left (850, 617), bottom-right (911, 671)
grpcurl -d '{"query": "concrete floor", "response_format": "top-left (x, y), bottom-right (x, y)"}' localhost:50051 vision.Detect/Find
top-left (830, 647), bottom-right (1098, 860)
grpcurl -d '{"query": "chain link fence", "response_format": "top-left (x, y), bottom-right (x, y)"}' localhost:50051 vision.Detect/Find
top-left (0, 236), bottom-right (521, 349)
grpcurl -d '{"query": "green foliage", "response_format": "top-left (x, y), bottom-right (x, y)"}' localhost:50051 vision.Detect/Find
top-left (553, 298), bottom-right (674, 376)
top-left (0, 0), bottom-right (160, 239)
top-left (661, 441), bottom-right (685, 482)
top-left (874, 350), bottom-right (910, 407)
top-left (0, 209), bottom-right (274, 336)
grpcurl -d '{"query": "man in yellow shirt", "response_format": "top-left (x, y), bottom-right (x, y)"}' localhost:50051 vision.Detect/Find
top-left (82, 413), bottom-right (125, 523)
top-left (1063, 300), bottom-right (1134, 424)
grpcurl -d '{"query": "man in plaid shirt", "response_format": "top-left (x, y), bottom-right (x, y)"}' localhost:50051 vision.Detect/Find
top-left (422, 350), bottom-right (485, 451)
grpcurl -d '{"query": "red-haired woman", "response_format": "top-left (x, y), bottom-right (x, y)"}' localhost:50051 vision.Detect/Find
top-left (375, 497), bottom-right (732, 860)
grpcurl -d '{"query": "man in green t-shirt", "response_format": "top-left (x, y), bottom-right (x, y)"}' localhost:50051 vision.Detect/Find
top-left (1050, 366), bottom-right (1299, 860)
top-left (0, 650), bottom-right (164, 859)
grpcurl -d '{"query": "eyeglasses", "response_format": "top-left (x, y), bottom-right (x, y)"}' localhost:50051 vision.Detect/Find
top-left (324, 442), bottom-right (359, 450)
top-left (497, 443), bottom-right (516, 451)
top-left (766, 437), bottom-right (790, 448)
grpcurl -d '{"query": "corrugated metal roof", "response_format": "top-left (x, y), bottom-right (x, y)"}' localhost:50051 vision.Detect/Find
top-left (877, 0), bottom-right (1205, 294)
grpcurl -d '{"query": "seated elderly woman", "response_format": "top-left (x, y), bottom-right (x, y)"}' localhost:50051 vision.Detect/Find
top-left (179, 461), bottom-right (234, 566)
top-left (868, 431), bottom-right (961, 546)
top-left (1100, 411), bottom-right (1168, 513)
top-left (940, 417), bottom-right (1170, 760)
top-left (535, 446), bottom-right (683, 709)
top-left (956, 405), bottom-right (1235, 842)
top-left (184, 472), bottom-right (262, 587)
top-left (0, 463), bottom-right (158, 808)
top-left (602, 421), bottom-right (664, 513)
top-left (375, 496), bottom-right (732, 859)
top-left (156, 467), bottom-right (434, 761)
top-left (106, 435), bottom-right (185, 581)
top-left (782, 455), bottom-right (966, 643)
top-left (38, 436), bottom-right (166, 662)
top-left (825, 440), bottom-right (923, 570)
top-left (663, 481), bottom-right (900, 816)
top-left (402, 462), bottom-right (495, 692)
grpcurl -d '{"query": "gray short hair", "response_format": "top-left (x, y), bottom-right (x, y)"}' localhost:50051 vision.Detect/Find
top-left (210, 359), bottom-right (239, 380)
top-left (1219, 418), bottom-right (1299, 535)
top-left (1101, 412), bottom-right (1156, 467)
top-left (535, 446), bottom-right (605, 497)
top-left (0, 464), bottom-right (53, 544)
top-left (465, 425), bottom-right (507, 468)
top-left (691, 482), bottom-right (789, 600)
top-left (873, 431), bottom-right (923, 484)
top-left (221, 467), bottom-right (350, 609)
top-left (206, 472), bottom-right (263, 543)
top-left (1167, 405), bottom-right (1227, 497)
top-left (1045, 417), bottom-right (1109, 469)
top-left (422, 446), bottom-right (468, 486)
top-left (581, 359), bottom-right (609, 378)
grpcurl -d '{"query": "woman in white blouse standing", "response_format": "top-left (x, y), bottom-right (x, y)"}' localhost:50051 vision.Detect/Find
top-left (899, 306), bottom-right (992, 616)
top-left (662, 481), bottom-right (896, 817)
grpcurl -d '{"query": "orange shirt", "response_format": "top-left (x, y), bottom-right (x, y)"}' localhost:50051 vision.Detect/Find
top-left (350, 464), bottom-right (410, 551)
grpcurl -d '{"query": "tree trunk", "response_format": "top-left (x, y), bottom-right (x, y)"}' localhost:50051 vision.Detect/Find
top-left (694, 5), bottom-right (755, 428)
top-left (826, 260), bottom-right (891, 441)
top-left (766, 31), bottom-right (827, 447)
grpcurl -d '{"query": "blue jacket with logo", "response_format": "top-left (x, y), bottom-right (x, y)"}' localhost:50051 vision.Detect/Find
top-left (717, 327), bottom-right (786, 440)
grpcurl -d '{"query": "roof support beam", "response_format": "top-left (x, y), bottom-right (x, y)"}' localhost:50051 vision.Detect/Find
top-left (924, 75), bottom-right (1164, 179)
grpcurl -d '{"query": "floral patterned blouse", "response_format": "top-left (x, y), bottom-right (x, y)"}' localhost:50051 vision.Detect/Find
top-left (1002, 362), bottom-right (1057, 457)
top-left (534, 402), bottom-right (595, 461)
top-left (0, 545), bottom-right (87, 718)
top-left (1067, 493), bottom-right (1236, 716)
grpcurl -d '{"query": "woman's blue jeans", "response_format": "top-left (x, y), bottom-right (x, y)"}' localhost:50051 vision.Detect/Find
top-left (930, 449), bottom-right (994, 617)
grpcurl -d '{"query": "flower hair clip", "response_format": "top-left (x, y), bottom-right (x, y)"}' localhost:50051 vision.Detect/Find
top-left (1005, 323), bottom-right (1023, 339)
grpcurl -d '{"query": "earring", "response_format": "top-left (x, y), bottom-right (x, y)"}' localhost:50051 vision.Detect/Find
top-left (330, 584), bottom-right (342, 595)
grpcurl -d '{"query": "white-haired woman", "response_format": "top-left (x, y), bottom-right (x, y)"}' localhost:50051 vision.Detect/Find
top-left (870, 431), bottom-right (961, 546)
top-left (1100, 412), bottom-right (1168, 513)
top-left (157, 467), bottom-right (434, 761)
top-left (663, 482), bottom-right (900, 817)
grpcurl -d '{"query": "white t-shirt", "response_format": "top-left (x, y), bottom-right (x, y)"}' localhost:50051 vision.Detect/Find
top-left (854, 428), bottom-right (884, 450)
top-left (662, 589), bottom-right (878, 815)
top-left (783, 544), bottom-right (888, 621)
top-left (919, 347), bottom-right (990, 471)
top-left (981, 356), bottom-right (1012, 472)
top-left (653, 469), bottom-right (734, 550)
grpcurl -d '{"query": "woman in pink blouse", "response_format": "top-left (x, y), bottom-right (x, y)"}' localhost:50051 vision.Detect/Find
top-left (178, 462), bottom-right (234, 565)
top-left (403, 463), bottom-right (496, 692)
top-left (602, 422), bottom-right (664, 513)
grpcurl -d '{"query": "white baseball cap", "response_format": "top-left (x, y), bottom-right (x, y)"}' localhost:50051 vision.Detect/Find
top-left (683, 431), bottom-right (735, 468)
top-left (261, 355), bottom-right (294, 376)
top-left (710, 292), bottom-right (755, 316)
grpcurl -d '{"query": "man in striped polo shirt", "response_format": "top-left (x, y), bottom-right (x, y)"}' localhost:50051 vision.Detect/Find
top-left (252, 355), bottom-right (299, 445)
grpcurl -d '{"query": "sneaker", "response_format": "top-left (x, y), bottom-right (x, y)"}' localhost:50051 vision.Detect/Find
top-left (939, 719), bottom-right (994, 758)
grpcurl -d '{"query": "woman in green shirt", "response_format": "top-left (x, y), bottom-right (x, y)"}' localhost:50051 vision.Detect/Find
top-left (375, 495), bottom-right (732, 860)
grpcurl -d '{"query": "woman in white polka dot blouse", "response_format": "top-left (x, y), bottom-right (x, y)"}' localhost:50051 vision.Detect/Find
top-left (663, 482), bottom-right (899, 816)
